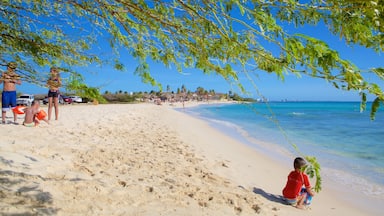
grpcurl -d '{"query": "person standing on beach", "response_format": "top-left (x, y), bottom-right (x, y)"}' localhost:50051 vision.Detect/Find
top-left (1, 62), bottom-right (21, 124)
top-left (47, 67), bottom-right (61, 121)
top-left (282, 157), bottom-right (315, 209)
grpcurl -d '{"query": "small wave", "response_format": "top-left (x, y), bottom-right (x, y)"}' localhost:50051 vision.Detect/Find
top-left (324, 167), bottom-right (384, 197)
top-left (209, 119), bottom-right (245, 131)
top-left (291, 112), bottom-right (305, 116)
top-left (206, 118), bottom-right (252, 138)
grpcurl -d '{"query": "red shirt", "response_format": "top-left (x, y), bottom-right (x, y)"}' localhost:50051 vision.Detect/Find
top-left (282, 170), bottom-right (311, 199)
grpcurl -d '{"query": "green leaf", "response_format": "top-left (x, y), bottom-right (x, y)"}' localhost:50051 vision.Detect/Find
top-left (370, 97), bottom-right (382, 120)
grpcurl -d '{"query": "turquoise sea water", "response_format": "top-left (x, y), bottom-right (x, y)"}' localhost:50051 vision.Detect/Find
top-left (182, 101), bottom-right (384, 198)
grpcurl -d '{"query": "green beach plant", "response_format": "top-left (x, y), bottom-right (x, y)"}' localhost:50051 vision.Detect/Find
top-left (66, 73), bottom-right (106, 104)
top-left (304, 156), bottom-right (322, 192)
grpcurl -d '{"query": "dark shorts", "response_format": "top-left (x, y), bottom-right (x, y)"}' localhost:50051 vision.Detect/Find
top-left (48, 90), bottom-right (59, 98)
top-left (2, 91), bottom-right (17, 111)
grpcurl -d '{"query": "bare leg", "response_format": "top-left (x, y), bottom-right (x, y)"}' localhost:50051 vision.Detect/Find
top-left (2, 110), bottom-right (6, 123)
top-left (54, 97), bottom-right (59, 120)
top-left (34, 118), bottom-right (39, 126)
top-left (296, 193), bottom-right (307, 209)
top-left (13, 112), bottom-right (17, 123)
top-left (48, 97), bottom-right (53, 121)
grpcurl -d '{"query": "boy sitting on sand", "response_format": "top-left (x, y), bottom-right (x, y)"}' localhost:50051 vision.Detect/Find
top-left (282, 157), bottom-right (315, 209)
top-left (23, 100), bottom-right (49, 127)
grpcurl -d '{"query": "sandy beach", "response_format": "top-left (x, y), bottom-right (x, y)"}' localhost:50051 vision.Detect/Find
top-left (0, 102), bottom-right (379, 215)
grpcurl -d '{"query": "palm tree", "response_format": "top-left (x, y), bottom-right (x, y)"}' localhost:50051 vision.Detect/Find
top-left (196, 87), bottom-right (205, 96)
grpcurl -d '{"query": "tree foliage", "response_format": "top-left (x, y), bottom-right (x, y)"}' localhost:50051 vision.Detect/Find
top-left (1, 0), bottom-right (383, 110)
top-left (66, 73), bottom-right (106, 103)
top-left (304, 156), bottom-right (322, 192)
top-left (1, 0), bottom-right (384, 190)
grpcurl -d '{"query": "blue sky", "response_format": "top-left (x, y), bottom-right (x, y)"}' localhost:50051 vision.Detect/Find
top-left (15, 9), bottom-right (383, 102)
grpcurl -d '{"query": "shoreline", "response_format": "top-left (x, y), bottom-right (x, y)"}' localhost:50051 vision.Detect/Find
top-left (0, 102), bottom-right (381, 215)
top-left (172, 100), bottom-right (383, 215)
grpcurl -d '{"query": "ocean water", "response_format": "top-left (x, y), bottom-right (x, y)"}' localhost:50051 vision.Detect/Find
top-left (181, 101), bottom-right (384, 198)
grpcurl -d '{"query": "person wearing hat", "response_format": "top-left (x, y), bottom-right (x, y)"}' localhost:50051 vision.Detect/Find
top-left (1, 62), bottom-right (22, 124)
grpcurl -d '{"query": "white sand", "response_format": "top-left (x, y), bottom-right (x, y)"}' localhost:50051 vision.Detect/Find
top-left (0, 103), bottom-right (380, 215)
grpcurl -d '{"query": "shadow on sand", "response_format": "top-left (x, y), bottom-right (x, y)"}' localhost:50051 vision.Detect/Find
top-left (252, 187), bottom-right (288, 205)
top-left (0, 155), bottom-right (59, 215)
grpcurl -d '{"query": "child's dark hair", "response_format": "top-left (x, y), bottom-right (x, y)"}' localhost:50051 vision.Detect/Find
top-left (293, 157), bottom-right (307, 169)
